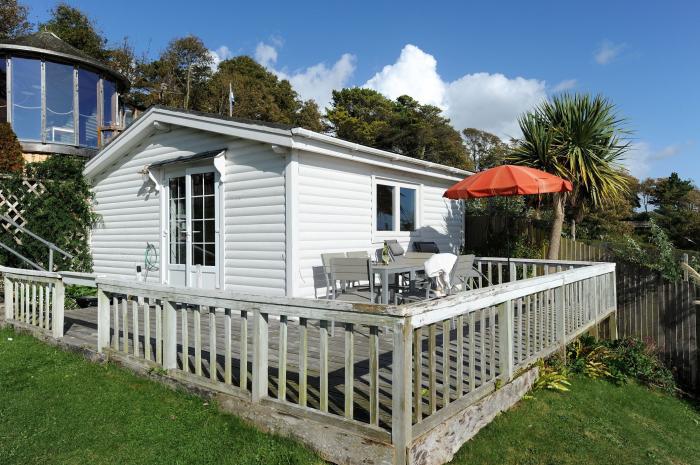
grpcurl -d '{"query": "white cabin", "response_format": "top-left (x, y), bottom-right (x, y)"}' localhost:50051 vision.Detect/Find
top-left (83, 107), bottom-right (469, 298)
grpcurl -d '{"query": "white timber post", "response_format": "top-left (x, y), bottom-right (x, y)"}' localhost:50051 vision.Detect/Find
top-left (509, 261), bottom-right (516, 282)
top-left (4, 276), bottom-right (13, 320)
top-left (252, 308), bottom-right (269, 402)
top-left (608, 271), bottom-right (618, 339)
top-left (498, 299), bottom-right (514, 382)
top-left (391, 318), bottom-right (413, 465)
top-left (162, 300), bottom-right (178, 369)
top-left (555, 282), bottom-right (566, 345)
top-left (51, 278), bottom-right (65, 338)
top-left (96, 287), bottom-right (110, 353)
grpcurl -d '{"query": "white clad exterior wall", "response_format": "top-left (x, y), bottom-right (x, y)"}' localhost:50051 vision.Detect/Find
top-left (91, 127), bottom-right (229, 282)
top-left (91, 127), bottom-right (287, 297)
top-left (293, 151), bottom-right (463, 298)
top-left (223, 141), bottom-right (286, 296)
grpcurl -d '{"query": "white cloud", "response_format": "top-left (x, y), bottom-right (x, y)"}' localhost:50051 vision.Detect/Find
top-left (253, 41), bottom-right (356, 109)
top-left (552, 79), bottom-right (577, 92)
top-left (622, 142), bottom-right (684, 179)
top-left (363, 44), bottom-right (547, 139)
top-left (364, 44), bottom-right (445, 107)
top-left (594, 40), bottom-right (626, 65)
top-left (208, 45), bottom-right (232, 70)
top-left (254, 42), bottom-right (278, 68)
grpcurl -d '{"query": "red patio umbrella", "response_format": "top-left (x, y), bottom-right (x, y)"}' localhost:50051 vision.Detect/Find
top-left (443, 165), bottom-right (573, 262)
top-left (443, 165), bottom-right (572, 200)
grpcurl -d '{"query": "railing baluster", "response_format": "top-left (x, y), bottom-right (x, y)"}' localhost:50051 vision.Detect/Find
top-left (31, 283), bottom-right (36, 325)
top-left (38, 284), bottom-right (44, 329)
top-left (122, 297), bottom-right (129, 353)
top-left (210, 308), bottom-right (218, 382)
top-left (298, 317), bottom-right (307, 407)
top-left (428, 323), bottom-right (437, 413)
top-left (240, 310), bottom-right (248, 390)
top-left (456, 315), bottom-right (464, 397)
top-left (112, 296), bottom-right (119, 351)
top-left (132, 298), bottom-right (140, 358)
top-left (194, 305), bottom-right (202, 375)
top-left (251, 309), bottom-right (268, 402)
top-left (369, 325), bottom-right (379, 425)
top-left (224, 309), bottom-right (232, 385)
top-left (181, 305), bottom-right (189, 372)
top-left (278, 315), bottom-right (288, 401)
top-left (413, 326), bottom-right (422, 423)
top-left (143, 300), bottom-right (151, 361)
top-left (320, 319), bottom-right (329, 412)
top-left (490, 306), bottom-right (496, 378)
top-left (442, 319), bottom-right (450, 405)
top-left (155, 301), bottom-right (163, 365)
top-left (479, 308), bottom-right (486, 385)
top-left (344, 322), bottom-right (354, 419)
top-left (468, 312), bottom-right (475, 390)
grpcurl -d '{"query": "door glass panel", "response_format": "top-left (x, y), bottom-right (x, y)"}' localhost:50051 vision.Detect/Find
top-left (169, 176), bottom-right (186, 265)
top-left (191, 172), bottom-right (216, 267)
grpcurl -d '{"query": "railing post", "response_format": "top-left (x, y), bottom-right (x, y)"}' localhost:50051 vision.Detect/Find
top-left (4, 276), bottom-right (13, 320)
top-left (162, 300), bottom-right (178, 369)
top-left (498, 300), bottom-right (514, 382)
top-left (51, 278), bottom-right (64, 339)
top-left (555, 283), bottom-right (566, 345)
top-left (392, 318), bottom-right (413, 465)
top-left (252, 309), bottom-right (269, 402)
top-left (96, 287), bottom-right (110, 353)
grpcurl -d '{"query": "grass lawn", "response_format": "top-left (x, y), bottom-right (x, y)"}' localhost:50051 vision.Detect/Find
top-left (0, 327), bottom-right (320, 465)
top-left (1, 326), bottom-right (698, 465)
top-left (452, 375), bottom-right (700, 465)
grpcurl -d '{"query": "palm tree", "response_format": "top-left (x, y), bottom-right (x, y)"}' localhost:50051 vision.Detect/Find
top-left (509, 94), bottom-right (631, 259)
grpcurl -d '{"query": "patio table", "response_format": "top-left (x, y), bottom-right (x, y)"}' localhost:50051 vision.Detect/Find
top-left (369, 261), bottom-right (426, 304)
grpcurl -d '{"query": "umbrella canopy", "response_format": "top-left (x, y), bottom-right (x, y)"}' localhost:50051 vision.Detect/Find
top-left (443, 165), bottom-right (573, 200)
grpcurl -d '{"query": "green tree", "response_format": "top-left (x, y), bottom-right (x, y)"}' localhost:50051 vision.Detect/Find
top-left (462, 128), bottom-right (509, 171)
top-left (0, 122), bottom-right (24, 173)
top-left (509, 94), bottom-right (631, 259)
top-left (39, 3), bottom-right (106, 60)
top-left (0, 0), bottom-right (32, 40)
top-left (649, 172), bottom-right (700, 249)
top-left (205, 56), bottom-right (323, 131)
top-left (326, 88), bottom-right (471, 169)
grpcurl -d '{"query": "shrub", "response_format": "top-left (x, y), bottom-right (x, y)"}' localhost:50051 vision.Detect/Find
top-left (0, 122), bottom-right (24, 173)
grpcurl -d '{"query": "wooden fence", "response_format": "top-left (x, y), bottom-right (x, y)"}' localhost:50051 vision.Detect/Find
top-left (1, 259), bottom-right (616, 465)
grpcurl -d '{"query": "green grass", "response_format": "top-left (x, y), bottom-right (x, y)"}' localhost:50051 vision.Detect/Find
top-left (451, 375), bottom-right (700, 465)
top-left (1, 326), bottom-right (698, 465)
top-left (0, 327), bottom-right (320, 465)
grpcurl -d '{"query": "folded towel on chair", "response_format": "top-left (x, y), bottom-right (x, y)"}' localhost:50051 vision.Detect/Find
top-left (424, 253), bottom-right (457, 296)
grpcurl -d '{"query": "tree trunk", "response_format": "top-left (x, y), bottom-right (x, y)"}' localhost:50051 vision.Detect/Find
top-left (184, 65), bottom-right (192, 110)
top-left (547, 193), bottom-right (565, 260)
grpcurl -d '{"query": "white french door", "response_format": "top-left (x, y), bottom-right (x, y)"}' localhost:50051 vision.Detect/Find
top-left (165, 168), bottom-right (220, 288)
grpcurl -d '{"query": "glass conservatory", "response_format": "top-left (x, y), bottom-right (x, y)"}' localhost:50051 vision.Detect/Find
top-left (0, 31), bottom-right (129, 156)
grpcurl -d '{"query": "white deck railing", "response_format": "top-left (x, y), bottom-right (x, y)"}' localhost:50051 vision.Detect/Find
top-left (1, 258), bottom-right (617, 465)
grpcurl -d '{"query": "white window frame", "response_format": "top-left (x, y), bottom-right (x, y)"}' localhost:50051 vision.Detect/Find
top-left (371, 176), bottom-right (422, 241)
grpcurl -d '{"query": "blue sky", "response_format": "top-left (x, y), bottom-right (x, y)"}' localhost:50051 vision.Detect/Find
top-left (29, 0), bottom-right (700, 183)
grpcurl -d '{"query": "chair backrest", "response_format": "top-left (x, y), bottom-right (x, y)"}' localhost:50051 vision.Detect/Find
top-left (346, 250), bottom-right (369, 258)
top-left (385, 239), bottom-right (405, 259)
top-left (449, 254), bottom-right (476, 291)
top-left (413, 241), bottom-right (440, 253)
top-left (330, 257), bottom-right (370, 283)
top-left (398, 251), bottom-right (434, 266)
top-left (321, 252), bottom-right (346, 272)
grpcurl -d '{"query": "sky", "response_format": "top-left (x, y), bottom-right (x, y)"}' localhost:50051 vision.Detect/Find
top-left (28, 0), bottom-right (700, 183)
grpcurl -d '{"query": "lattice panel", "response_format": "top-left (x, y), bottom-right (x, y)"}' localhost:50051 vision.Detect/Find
top-left (0, 179), bottom-right (46, 243)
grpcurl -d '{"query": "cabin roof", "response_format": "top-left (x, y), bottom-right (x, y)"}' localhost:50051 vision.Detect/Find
top-left (84, 106), bottom-right (472, 182)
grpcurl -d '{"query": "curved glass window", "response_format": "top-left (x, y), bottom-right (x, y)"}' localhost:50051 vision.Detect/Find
top-left (12, 57), bottom-right (42, 141)
top-left (0, 58), bottom-right (6, 123)
top-left (78, 69), bottom-right (99, 147)
top-left (103, 79), bottom-right (116, 126)
top-left (45, 61), bottom-right (75, 144)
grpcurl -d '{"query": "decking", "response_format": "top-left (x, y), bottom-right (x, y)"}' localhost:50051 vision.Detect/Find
top-left (1, 257), bottom-right (618, 465)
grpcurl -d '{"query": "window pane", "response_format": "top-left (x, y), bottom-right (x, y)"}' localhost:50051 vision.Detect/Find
top-left (204, 172), bottom-right (214, 194)
top-left (204, 244), bottom-right (215, 266)
top-left (12, 58), bottom-right (41, 140)
top-left (376, 184), bottom-right (394, 231)
top-left (78, 69), bottom-right (98, 147)
top-left (204, 220), bottom-right (215, 242)
top-left (400, 188), bottom-right (416, 231)
top-left (192, 220), bottom-right (203, 243)
top-left (192, 243), bottom-right (204, 266)
top-left (0, 58), bottom-right (6, 123)
top-left (192, 173), bottom-right (203, 196)
top-left (103, 79), bottom-right (116, 126)
top-left (193, 197), bottom-right (203, 219)
top-left (45, 61), bottom-right (75, 144)
top-left (204, 196), bottom-right (215, 219)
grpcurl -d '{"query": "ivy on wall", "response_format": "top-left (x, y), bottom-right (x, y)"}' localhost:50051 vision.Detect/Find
top-left (0, 156), bottom-right (98, 272)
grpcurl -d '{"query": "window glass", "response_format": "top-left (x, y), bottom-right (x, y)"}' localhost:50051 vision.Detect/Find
top-left (12, 57), bottom-right (41, 140)
top-left (78, 69), bottom-right (99, 147)
top-left (103, 79), bottom-right (116, 126)
top-left (45, 61), bottom-right (75, 144)
top-left (191, 172), bottom-right (216, 267)
top-left (376, 184), bottom-right (394, 231)
top-left (169, 176), bottom-right (186, 265)
top-left (0, 58), bottom-right (6, 123)
top-left (400, 188), bottom-right (416, 231)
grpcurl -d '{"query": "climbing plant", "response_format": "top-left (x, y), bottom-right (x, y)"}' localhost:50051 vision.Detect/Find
top-left (0, 122), bottom-right (24, 173)
top-left (0, 156), bottom-right (98, 271)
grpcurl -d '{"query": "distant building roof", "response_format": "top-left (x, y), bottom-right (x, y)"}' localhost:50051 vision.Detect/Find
top-left (0, 31), bottom-right (128, 88)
